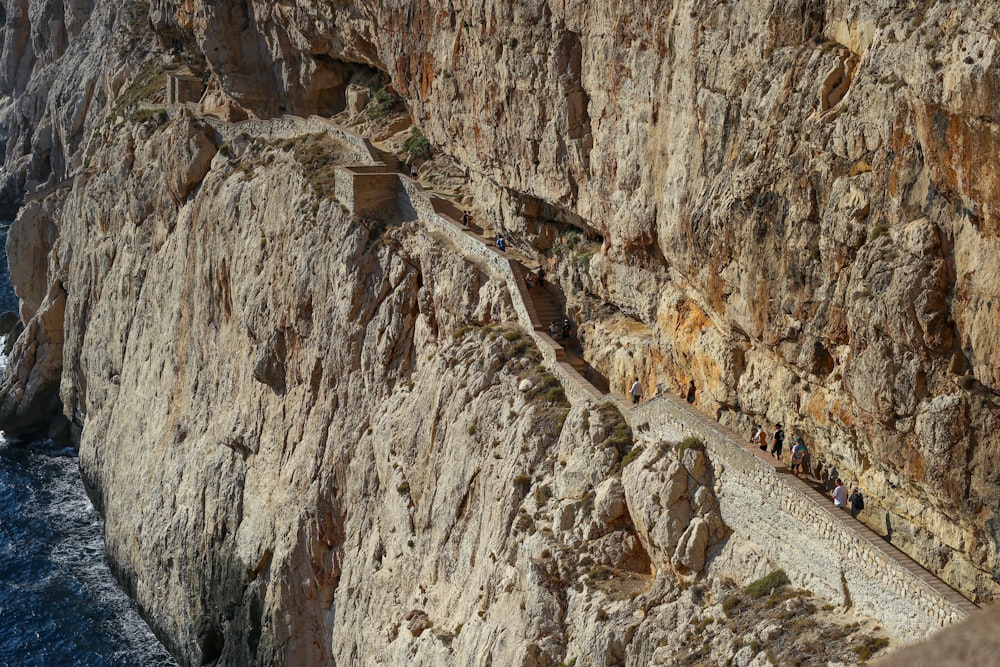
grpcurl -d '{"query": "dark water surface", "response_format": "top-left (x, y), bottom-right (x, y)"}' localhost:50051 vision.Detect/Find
top-left (0, 220), bottom-right (177, 666)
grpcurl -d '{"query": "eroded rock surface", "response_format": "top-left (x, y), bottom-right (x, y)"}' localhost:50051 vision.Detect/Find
top-left (1, 0), bottom-right (998, 663)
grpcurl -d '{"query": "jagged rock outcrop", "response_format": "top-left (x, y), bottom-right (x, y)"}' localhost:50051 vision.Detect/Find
top-left (1, 0), bottom-right (999, 663)
top-left (5, 0), bottom-right (986, 602)
top-left (9, 112), bottom-right (731, 665)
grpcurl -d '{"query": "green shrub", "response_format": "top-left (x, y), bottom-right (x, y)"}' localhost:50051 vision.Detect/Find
top-left (130, 107), bottom-right (169, 126)
top-left (544, 386), bottom-right (566, 403)
top-left (679, 436), bottom-right (705, 456)
top-left (852, 636), bottom-right (890, 660)
top-left (868, 223), bottom-right (890, 241)
top-left (403, 126), bottom-right (432, 159)
top-left (745, 570), bottom-right (789, 598)
top-left (366, 87), bottom-right (398, 118)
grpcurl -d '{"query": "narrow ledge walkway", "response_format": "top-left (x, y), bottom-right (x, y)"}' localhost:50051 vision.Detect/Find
top-left (632, 392), bottom-right (981, 619)
top-left (213, 112), bottom-right (980, 636)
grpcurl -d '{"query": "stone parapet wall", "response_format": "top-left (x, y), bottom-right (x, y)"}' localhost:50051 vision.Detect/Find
top-left (334, 169), bottom-right (403, 218)
top-left (629, 394), bottom-right (977, 642)
top-left (399, 177), bottom-right (606, 406)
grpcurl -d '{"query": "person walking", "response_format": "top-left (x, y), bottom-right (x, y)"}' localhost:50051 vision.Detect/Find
top-left (630, 378), bottom-right (642, 405)
top-left (790, 438), bottom-right (807, 477)
top-left (832, 479), bottom-right (847, 508)
top-left (771, 423), bottom-right (785, 460)
top-left (751, 424), bottom-right (767, 451)
top-left (848, 487), bottom-right (865, 518)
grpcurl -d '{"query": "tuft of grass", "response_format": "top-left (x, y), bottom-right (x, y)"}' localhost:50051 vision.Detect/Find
top-left (453, 325), bottom-right (475, 341)
top-left (619, 444), bottom-right (643, 470)
top-left (510, 339), bottom-right (532, 357)
top-left (679, 436), bottom-right (706, 456)
top-left (117, 60), bottom-right (166, 110)
top-left (513, 474), bottom-right (532, 495)
top-left (852, 636), bottom-right (890, 660)
top-left (722, 594), bottom-right (742, 616)
top-left (745, 570), bottom-right (790, 598)
top-left (290, 133), bottom-right (355, 200)
top-left (868, 223), bottom-right (890, 241)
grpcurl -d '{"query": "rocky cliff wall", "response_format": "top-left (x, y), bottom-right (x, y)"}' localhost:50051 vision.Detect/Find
top-left (6, 109), bottom-right (752, 665)
top-left (0, 0), bottom-right (998, 661)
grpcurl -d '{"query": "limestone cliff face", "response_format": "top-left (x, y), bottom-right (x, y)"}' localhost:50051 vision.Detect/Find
top-left (1, 0), bottom-right (999, 662)
top-left (118, 0), bottom-right (1000, 602)
top-left (13, 110), bottom-right (741, 665)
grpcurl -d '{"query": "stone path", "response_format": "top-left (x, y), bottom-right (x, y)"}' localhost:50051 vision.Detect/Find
top-left (272, 115), bottom-right (979, 626)
top-left (630, 391), bottom-right (980, 616)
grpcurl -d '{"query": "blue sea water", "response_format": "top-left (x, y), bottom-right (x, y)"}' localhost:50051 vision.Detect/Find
top-left (0, 220), bottom-right (176, 666)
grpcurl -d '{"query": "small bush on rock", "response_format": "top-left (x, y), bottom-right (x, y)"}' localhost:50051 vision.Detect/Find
top-left (852, 636), bottom-right (890, 660)
top-left (403, 126), bottom-right (432, 159)
top-left (745, 570), bottom-right (790, 598)
top-left (679, 436), bottom-right (705, 456)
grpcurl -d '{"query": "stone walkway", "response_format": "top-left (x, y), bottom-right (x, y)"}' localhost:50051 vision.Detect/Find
top-left (276, 116), bottom-right (979, 630)
top-left (629, 391), bottom-right (980, 617)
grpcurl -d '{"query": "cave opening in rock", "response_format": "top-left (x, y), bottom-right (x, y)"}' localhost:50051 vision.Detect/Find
top-left (305, 55), bottom-right (383, 117)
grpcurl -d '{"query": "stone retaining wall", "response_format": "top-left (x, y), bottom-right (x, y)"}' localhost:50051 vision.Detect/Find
top-left (629, 394), bottom-right (976, 642)
top-left (334, 168), bottom-right (402, 218)
top-left (399, 178), bottom-right (606, 405)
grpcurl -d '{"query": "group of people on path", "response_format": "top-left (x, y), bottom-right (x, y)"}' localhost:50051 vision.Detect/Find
top-left (832, 478), bottom-right (866, 518)
top-left (751, 422), bottom-right (865, 518)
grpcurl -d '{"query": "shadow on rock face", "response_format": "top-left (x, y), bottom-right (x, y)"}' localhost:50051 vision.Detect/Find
top-left (873, 603), bottom-right (1000, 666)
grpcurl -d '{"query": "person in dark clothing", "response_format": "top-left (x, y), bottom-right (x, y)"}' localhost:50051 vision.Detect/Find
top-left (771, 424), bottom-right (785, 460)
top-left (686, 380), bottom-right (696, 404)
top-left (561, 318), bottom-right (571, 340)
top-left (848, 488), bottom-right (864, 518)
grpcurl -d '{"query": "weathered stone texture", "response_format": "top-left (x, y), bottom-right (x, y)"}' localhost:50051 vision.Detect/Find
top-left (1, 0), bottom-right (1000, 662)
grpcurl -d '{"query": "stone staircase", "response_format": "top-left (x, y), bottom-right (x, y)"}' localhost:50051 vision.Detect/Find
top-left (627, 390), bottom-right (980, 639)
top-left (372, 146), bottom-right (402, 172)
top-left (303, 117), bottom-right (979, 640)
